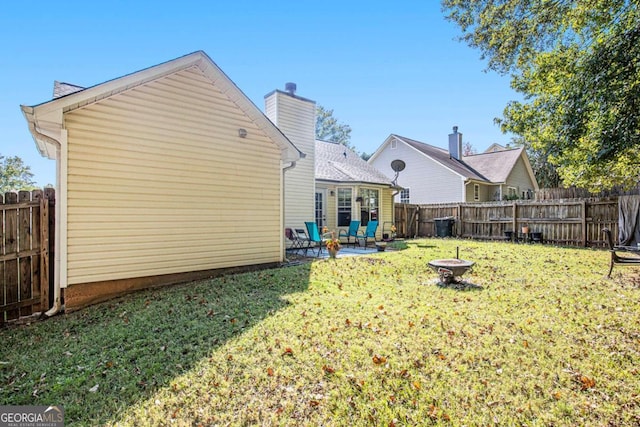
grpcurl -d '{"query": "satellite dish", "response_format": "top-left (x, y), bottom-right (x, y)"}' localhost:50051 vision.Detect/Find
top-left (390, 159), bottom-right (406, 186)
top-left (391, 159), bottom-right (406, 172)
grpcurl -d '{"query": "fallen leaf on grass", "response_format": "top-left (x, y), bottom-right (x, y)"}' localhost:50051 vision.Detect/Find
top-left (89, 384), bottom-right (99, 393)
top-left (322, 365), bottom-right (335, 374)
top-left (267, 367), bottom-right (274, 377)
top-left (282, 347), bottom-right (294, 356)
top-left (372, 355), bottom-right (387, 365)
top-left (428, 404), bottom-right (438, 419)
top-left (580, 375), bottom-right (596, 390)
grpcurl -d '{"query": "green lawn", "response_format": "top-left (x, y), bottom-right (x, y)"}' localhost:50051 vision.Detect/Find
top-left (2, 239), bottom-right (639, 426)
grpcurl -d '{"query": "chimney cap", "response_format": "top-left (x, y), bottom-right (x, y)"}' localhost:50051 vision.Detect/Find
top-left (452, 125), bottom-right (458, 133)
top-left (285, 82), bottom-right (297, 95)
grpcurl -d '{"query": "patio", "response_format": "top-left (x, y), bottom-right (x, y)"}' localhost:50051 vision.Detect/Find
top-left (287, 244), bottom-right (388, 259)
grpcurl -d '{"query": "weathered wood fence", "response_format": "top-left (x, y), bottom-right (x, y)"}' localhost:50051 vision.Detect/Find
top-left (394, 198), bottom-right (619, 247)
top-left (1, 189), bottom-right (55, 324)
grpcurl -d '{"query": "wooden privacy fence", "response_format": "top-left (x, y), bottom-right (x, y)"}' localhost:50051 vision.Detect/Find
top-left (394, 198), bottom-right (619, 247)
top-left (1, 189), bottom-right (55, 324)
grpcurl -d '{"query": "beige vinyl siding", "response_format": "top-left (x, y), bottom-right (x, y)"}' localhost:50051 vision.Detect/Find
top-left (464, 182), bottom-right (492, 202)
top-left (371, 140), bottom-right (464, 204)
top-left (324, 186), bottom-right (337, 230)
top-left (265, 92), bottom-right (315, 230)
top-left (379, 186), bottom-right (393, 239)
top-left (506, 156), bottom-right (536, 198)
top-left (318, 183), bottom-right (393, 241)
top-left (64, 67), bottom-right (282, 285)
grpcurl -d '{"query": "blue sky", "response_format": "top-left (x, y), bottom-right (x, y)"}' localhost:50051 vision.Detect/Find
top-left (1, 0), bottom-right (519, 187)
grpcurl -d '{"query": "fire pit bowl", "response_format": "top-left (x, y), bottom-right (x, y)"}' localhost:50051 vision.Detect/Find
top-left (428, 258), bottom-right (475, 284)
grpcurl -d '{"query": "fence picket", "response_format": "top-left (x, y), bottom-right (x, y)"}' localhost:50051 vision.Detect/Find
top-left (395, 197), bottom-right (619, 247)
top-left (0, 189), bottom-right (54, 322)
top-left (4, 192), bottom-right (19, 320)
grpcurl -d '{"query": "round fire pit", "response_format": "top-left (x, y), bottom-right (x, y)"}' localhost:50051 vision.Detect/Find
top-left (428, 258), bottom-right (475, 284)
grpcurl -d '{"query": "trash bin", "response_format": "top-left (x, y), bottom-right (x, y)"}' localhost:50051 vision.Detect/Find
top-left (434, 217), bottom-right (455, 237)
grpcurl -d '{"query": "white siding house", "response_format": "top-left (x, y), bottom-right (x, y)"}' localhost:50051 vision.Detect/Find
top-left (369, 129), bottom-right (538, 204)
top-left (21, 51), bottom-right (303, 310)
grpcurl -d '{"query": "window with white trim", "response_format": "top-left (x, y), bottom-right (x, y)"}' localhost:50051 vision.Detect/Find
top-left (474, 184), bottom-right (480, 201)
top-left (358, 188), bottom-right (379, 226)
top-left (337, 188), bottom-right (352, 227)
top-left (400, 188), bottom-right (410, 204)
top-left (508, 187), bottom-right (517, 198)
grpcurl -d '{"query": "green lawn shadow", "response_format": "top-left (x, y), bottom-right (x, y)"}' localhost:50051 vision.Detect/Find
top-left (0, 264), bottom-right (312, 424)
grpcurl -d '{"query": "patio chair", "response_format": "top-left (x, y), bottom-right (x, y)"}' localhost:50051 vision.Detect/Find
top-left (295, 227), bottom-right (312, 255)
top-left (356, 220), bottom-right (379, 249)
top-left (285, 228), bottom-right (304, 251)
top-left (602, 228), bottom-right (640, 277)
top-left (305, 222), bottom-right (326, 257)
top-left (338, 220), bottom-right (360, 247)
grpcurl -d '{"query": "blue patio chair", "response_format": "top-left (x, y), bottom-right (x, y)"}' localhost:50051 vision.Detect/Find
top-left (338, 220), bottom-right (360, 247)
top-left (305, 221), bottom-right (326, 257)
top-left (356, 220), bottom-right (379, 249)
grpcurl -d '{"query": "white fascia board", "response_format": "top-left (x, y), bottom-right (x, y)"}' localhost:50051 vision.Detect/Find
top-left (367, 134), bottom-right (396, 164)
top-left (25, 51), bottom-right (302, 163)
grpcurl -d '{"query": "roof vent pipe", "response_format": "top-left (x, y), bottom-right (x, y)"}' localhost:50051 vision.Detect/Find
top-left (285, 82), bottom-right (297, 95)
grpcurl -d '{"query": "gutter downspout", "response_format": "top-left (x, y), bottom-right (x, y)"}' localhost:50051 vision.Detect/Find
top-left (23, 108), bottom-right (64, 317)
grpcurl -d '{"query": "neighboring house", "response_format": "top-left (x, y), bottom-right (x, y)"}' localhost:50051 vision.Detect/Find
top-left (368, 128), bottom-right (539, 204)
top-left (314, 140), bottom-right (396, 240)
top-left (21, 51), bottom-right (304, 310)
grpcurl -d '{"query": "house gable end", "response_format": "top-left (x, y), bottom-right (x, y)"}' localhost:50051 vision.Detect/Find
top-left (22, 51), bottom-right (302, 163)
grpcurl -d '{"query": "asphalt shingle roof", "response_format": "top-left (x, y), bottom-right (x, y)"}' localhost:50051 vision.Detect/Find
top-left (393, 135), bottom-right (488, 182)
top-left (392, 134), bottom-right (524, 183)
top-left (316, 140), bottom-right (393, 185)
top-left (463, 147), bottom-right (524, 183)
top-left (52, 81), bottom-right (85, 99)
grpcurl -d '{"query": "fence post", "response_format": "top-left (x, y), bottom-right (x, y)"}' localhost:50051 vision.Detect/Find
top-left (18, 191), bottom-right (32, 317)
top-left (512, 202), bottom-right (517, 234)
top-left (40, 195), bottom-right (50, 311)
top-left (4, 192), bottom-right (19, 320)
top-left (581, 200), bottom-right (587, 247)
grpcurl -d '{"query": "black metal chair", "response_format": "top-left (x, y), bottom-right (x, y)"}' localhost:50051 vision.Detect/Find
top-left (602, 228), bottom-right (640, 277)
top-left (295, 227), bottom-right (312, 255)
top-left (285, 228), bottom-right (304, 251)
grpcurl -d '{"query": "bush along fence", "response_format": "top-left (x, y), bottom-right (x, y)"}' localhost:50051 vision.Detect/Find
top-left (394, 198), bottom-right (619, 248)
top-left (1, 188), bottom-right (55, 324)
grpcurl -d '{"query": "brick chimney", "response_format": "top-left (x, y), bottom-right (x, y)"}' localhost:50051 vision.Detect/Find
top-left (448, 126), bottom-right (462, 160)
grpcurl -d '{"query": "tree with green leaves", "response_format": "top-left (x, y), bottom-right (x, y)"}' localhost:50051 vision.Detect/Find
top-left (316, 105), bottom-right (353, 148)
top-left (0, 154), bottom-right (36, 193)
top-left (442, 0), bottom-right (640, 191)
